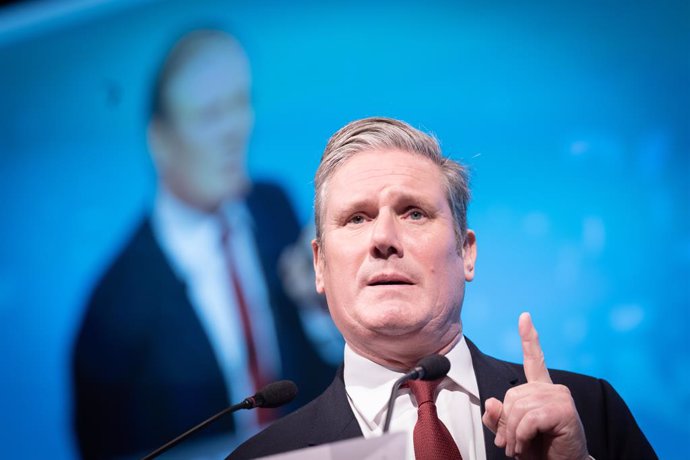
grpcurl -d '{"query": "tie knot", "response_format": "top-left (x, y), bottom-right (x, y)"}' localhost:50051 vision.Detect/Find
top-left (407, 378), bottom-right (443, 406)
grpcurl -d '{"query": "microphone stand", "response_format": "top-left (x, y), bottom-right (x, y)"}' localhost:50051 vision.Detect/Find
top-left (382, 377), bottom-right (408, 433)
top-left (141, 399), bottom-right (252, 460)
top-left (381, 354), bottom-right (450, 434)
top-left (140, 380), bottom-right (297, 460)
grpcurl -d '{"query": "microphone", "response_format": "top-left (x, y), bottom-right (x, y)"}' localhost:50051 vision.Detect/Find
top-left (403, 354), bottom-right (451, 381)
top-left (382, 354), bottom-right (450, 433)
top-left (141, 380), bottom-right (298, 460)
top-left (243, 379), bottom-right (299, 409)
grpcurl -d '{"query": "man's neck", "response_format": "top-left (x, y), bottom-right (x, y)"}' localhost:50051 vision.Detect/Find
top-left (346, 330), bottom-right (463, 371)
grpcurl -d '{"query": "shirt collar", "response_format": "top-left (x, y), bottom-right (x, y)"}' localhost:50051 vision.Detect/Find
top-left (343, 335), bottom-right (479, 429)
top-left (445, 334), bottom-right (480, 399)
top-left (151, 186), bottom-right (249, 277)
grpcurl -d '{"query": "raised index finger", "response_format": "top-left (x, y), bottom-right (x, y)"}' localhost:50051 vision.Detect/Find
top-left (519, 312), bottom-right (552, 383)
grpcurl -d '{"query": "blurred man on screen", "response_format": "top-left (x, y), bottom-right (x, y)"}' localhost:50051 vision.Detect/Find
top-left (228, 117), bottom-right (656, 460)
top-left (72, 29), bottom-right (335, 459)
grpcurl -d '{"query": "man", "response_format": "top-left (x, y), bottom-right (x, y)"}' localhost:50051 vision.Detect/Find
top-left (72, 30), bottom-right (334, 459)
top-left (229, 117), bottom-right (656, 459)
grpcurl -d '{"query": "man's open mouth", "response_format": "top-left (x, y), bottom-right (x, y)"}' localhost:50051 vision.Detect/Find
top-left (368, 275), bottom-right (414, 286)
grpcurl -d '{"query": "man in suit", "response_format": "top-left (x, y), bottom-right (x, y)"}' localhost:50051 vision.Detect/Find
top-left (229, 117), bottom-right (656, 459)
top-left (72, 30), bottom-right (334, 459)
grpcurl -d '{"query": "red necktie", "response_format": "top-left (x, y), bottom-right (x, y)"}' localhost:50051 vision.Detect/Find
top-left (220, 222), bottom-right (276, 424)
top-left (407, 379), bottom-right (463, 460)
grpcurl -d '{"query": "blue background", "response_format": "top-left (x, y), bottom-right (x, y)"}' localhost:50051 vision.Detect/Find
top-left (1, 0), bottom-right (688, 458)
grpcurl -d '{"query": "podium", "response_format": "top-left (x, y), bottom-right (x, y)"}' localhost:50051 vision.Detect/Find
top-left (257, 432), bottom-right (406, 460)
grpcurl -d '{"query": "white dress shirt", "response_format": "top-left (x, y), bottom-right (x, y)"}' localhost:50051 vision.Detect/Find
top-left (344, 335), bottom-right (486, 460)
top-left (151, 187), bottom-right (281, 436)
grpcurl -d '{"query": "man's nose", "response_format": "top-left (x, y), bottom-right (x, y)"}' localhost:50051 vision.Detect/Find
top-left (218, 106), bottom-right (251, 141)
top-left (370, 210), bottom-right (403, 259)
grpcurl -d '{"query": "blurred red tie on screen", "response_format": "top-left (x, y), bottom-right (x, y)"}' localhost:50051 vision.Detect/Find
top-left (221, 219), bottom-right (277, 425)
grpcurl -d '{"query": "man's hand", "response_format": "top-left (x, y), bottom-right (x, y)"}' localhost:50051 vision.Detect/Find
top-left (481, 313), bottom-right (589, 460)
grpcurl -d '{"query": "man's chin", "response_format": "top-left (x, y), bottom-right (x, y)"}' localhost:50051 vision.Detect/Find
top-left (202, 181), bottom-right (249, 207)
top-left (367, 320), bottom-right (424, 338)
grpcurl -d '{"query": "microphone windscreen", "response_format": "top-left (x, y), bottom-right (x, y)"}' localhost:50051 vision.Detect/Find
top-left (254, 380), bottom-right (299, 408)
top-left (417, 354), bottom-right (451, 380)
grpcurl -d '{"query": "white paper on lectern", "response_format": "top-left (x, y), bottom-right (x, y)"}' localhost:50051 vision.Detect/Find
top-left (257, 431), bottom-right (406, 460)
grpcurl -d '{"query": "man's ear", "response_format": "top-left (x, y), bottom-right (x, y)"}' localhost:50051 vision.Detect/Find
top-left (312, 238), bottom-right (325, 294)
top-left (147, 119), bottom-right (171, 172)
top-left (462, 230), bottom-right (477, 282)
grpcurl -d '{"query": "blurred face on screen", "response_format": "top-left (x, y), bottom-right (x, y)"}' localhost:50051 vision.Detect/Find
top-left (312, 149), bottom-right (476, 369)
top-left (150, 36), bottom-right (253, 212)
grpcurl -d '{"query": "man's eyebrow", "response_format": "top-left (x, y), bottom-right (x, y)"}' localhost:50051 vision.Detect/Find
top-left (330, 198), bottom-right (372, 220)
top-left (389, 191), bottom-right (440, 212)
top-left (330, 191), bottom-right (438, 219)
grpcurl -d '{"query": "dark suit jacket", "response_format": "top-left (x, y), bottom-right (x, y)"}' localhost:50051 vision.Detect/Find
top-left (72, 182), bottom-right (336, 460)
top-left (228, 338), bottom-right (657, 460)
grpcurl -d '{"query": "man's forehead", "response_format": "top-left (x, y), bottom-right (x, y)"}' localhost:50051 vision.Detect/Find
top-left (166, 42), bottom-right (250, 108)
top-left (329, 149), bottom-right (442, 185)
top-left (324, 149), bottom-right (447, 206)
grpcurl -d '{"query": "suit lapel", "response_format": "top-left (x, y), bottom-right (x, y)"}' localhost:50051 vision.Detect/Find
top-left (305, 366), bottom-right (363, 447)
top-left (466, 337), bottom-right (525, 460)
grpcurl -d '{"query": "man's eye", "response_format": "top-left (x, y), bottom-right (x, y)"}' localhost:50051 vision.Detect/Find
top-left (408, 210), bottom-right (425, 220)
top-left (348, 214), bottom-right (366, 225)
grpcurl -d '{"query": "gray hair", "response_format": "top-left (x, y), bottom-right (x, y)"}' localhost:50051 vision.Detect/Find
top-left (314, 117), bottom-right (470, 246)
